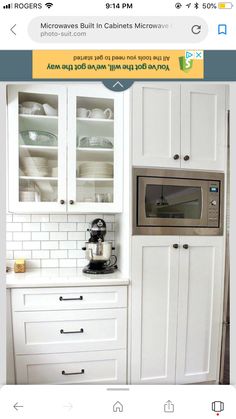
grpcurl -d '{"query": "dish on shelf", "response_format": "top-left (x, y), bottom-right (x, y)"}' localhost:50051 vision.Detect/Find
top-left (20, 131), bottom-right (58, 146)
top-left (78, 136), bottom-right (113, 149)
top-left (19, 102), bottom-right (45, 115)
top-left (78, 162), bottom-right (113, 178)
top-left (43, 104), bottom-right (58, 116)
top-left (22, 156), bottom-right (49, 177)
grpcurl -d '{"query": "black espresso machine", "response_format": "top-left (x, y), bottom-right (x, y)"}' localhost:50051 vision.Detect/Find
top-left (82, 218), bottom-right (117, 274)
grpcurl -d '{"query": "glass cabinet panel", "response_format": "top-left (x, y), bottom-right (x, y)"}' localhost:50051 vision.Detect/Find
top-left (76, 96), bottom-right (114, 203)
top-left (18, 91), bottom-right (59, 203)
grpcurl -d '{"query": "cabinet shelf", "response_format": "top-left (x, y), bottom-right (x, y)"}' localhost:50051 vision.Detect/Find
top-left (20, 176), bottom-right (58, 181)
top-left (77, 117), bottom-right (114, 123)
top-left (19, 114), bottom-right (58, 121)
top-left (77, 177), bottom-right (113, 182)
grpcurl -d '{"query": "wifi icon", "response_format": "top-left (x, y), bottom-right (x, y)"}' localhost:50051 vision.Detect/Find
top-left (45, 2), bottom-right (53, 8)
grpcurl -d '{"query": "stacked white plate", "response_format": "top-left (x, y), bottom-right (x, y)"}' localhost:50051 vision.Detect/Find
top-left (23, 157), bottom-right (49, 177)
top-left (78, 162), bottom-right (113, 178)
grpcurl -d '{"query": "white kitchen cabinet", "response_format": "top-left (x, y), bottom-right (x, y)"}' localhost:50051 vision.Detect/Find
top-left (130, 236), bottom-right (180, 384)
top-left (7, 84), bottom-right (123, 213)
top-left (11, 285), bottom-right (127, 384)
top-left (132, 83), bottom-right (227, 171)
top-left (131, 236), bottom-right (224, 384)
top-left (181, 84), bottom-right (227, 170)
top-left (176, 236), bottom-right (224, 383)
top-left (132, 83), bottom-right (181, 168)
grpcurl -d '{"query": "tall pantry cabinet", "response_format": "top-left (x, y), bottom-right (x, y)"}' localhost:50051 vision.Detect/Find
top-left (131, 83), bottom-right (227, 384)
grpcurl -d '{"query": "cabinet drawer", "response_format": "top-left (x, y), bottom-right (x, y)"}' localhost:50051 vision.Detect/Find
top-left (15, 350), bottom-right (127, 384)
top-left (12, 286), bottom-right (127, 311)
top-left (13, 309), bottom-right (127, 355)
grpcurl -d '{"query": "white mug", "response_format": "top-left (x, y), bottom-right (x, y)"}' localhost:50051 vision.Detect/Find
top-left (90, 108), bottom-right (113, 119)
top-left (77, 107), bottom-right (91, 118)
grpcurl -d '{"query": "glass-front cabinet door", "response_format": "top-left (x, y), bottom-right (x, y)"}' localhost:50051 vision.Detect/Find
top-left (8, 85), bottom-right (67, 213)
top-left (67, 84), bottom-right (123, 213)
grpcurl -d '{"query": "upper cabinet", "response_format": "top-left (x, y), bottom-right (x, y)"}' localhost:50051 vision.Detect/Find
top-left (132, 83), bottom-right (227, 171)
top-left (132, 83), bottom-right (181, 168)
top-left (7, 84), bottom-right (123, 213)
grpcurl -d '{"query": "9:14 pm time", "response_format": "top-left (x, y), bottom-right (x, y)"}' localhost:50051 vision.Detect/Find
top-left (105, 3), bottom-right (133, 9)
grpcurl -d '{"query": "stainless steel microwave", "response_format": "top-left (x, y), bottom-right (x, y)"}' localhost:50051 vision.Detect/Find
top-left (133, 168), bottom-right (224, 236)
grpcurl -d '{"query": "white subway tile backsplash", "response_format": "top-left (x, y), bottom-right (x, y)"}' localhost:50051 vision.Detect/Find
top-left (50, 232), bottom-right (67, 241)
top-left (13, 232), bottom-right (31, 241)
top-left (7, 241), bottom-right (22, 251)
top-left (60, 241), bottom-right (76, 250)
top-left (60, 259), bottom-right (77, 268)
top-left (59, 223), bottom-right (76, 232)
top-left (32, 215), bottom-right (49, 222)
top-left (77, 223), bottom-right (88, 231)
top-left (68, 214), bottom-right (86, 222)
top-left (7, 223), bottom-right (22, 232)
top-left (50, 214), bottom-right (68, 222)
top-left (32, 250), bottom-right (50, 259)
top-left (6, 232), bottom-right (13, 241)
top-left (23, 241), bottom-right (40, 250)
top-left (41, 241), bottom-right (59, 250)
top-left (14, 250), bottom-right (31, 259)
top-left (68, 232), bottom-right (85, 241)
top-left (13, 215), bottom-right (31, 222)
top-left (27, 260), bottom-right (41, 269)
top-left (41, 223), bottom-right (59, 232)
top-left (68, 249), bottom-right (84, 259)
top-left (32, 232), bottom-right (49, 241)
top-left (41, 259), bottom-right (59, 268)
top-left (23, 223), bottom-right (40, 232)
top-left (51, 250), bottom-right (68, 259)
top-left (7, 213), bottom-right (115, 268)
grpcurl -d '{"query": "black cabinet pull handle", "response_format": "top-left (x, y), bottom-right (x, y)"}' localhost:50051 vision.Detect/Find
top-left (173, 244), bottom-right (179, 249)
top-left (60, 328), bottom-right (84, 334)
top-left (69, 200), bottom-right (74, 205)
top-left (173, 154), bottom-right (180, 160)
top-left (183, 244), bottom-right (189, 249)
top-left (183, 155), bottom-right (190, 161)
top-left (60, 199), bottom-right (65, 205)
top-left (59, 296), bottom-right (83, 301)
top-left (62, 369), bottom-right (84, 376)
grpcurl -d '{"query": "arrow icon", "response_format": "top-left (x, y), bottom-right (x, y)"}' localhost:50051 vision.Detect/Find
top-left (10, 24), bottom-right (16, 35)
top-left (63, 402), bottom-right (73, 411)
top-left (13, 402), bottom-right (24, 411)
top-left (112, 81), bottom-right (124, 88)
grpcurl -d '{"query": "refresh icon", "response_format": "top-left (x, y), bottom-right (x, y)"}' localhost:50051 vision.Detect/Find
top-left (191, 25), bottom-right (202, 35)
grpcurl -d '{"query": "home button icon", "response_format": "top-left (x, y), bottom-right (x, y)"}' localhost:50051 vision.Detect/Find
top-left (113, 401), bottom-right (124, 413)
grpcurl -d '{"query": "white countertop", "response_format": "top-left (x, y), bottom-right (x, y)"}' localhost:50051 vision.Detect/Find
top-left (6, 268), bottom-right (129, 288)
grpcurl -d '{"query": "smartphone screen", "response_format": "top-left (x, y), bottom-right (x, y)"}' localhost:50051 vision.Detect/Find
top-left (0, 1), bottom-right (235, 418)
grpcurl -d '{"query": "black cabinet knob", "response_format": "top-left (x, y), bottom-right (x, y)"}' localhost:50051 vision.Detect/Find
top-left (173, 244), bottom-right (179, 249)
top-left (173, 154), bottom-right (180, 160)
top-left (60, 199), bottom-right (65, 205)
top-left (69, 200), bottom-right (74, 205)
top-left (183, 244), bottom-right (189, 249)
top-left (183, 155), bottom-right (190, 161)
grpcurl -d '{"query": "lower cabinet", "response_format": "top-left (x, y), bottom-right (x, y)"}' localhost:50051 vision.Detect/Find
top-left (131, 236), bottom-right (225, 384)
top-left (11, 285), bottom-right (127, 384)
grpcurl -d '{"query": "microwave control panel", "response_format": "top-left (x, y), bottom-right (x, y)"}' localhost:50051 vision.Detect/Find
top-left (208, 181), bottom-right (220, 226)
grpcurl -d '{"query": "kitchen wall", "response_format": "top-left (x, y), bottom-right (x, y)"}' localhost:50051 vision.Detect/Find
top-left (6, 214), bottom-right (115, 269)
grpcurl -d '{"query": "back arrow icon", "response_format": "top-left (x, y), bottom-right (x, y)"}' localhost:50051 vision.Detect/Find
top-left (10, 24), bottom-right (16, 35)
top-left (13, 402), bottom-right (24, 411)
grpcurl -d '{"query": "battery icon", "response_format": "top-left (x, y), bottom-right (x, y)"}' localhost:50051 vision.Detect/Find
top-left (218, 2), bottom-right (233, 8)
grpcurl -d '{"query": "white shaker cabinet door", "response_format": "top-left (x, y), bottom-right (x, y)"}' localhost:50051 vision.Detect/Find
top-left (176, 236), bottom-right (225, 384)
top-left (131, 236), bottom-right (180, 384)
top-left (181, 84), bottom-right (227, 170)
top-left (132, 83), bottom-right (181, 168)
